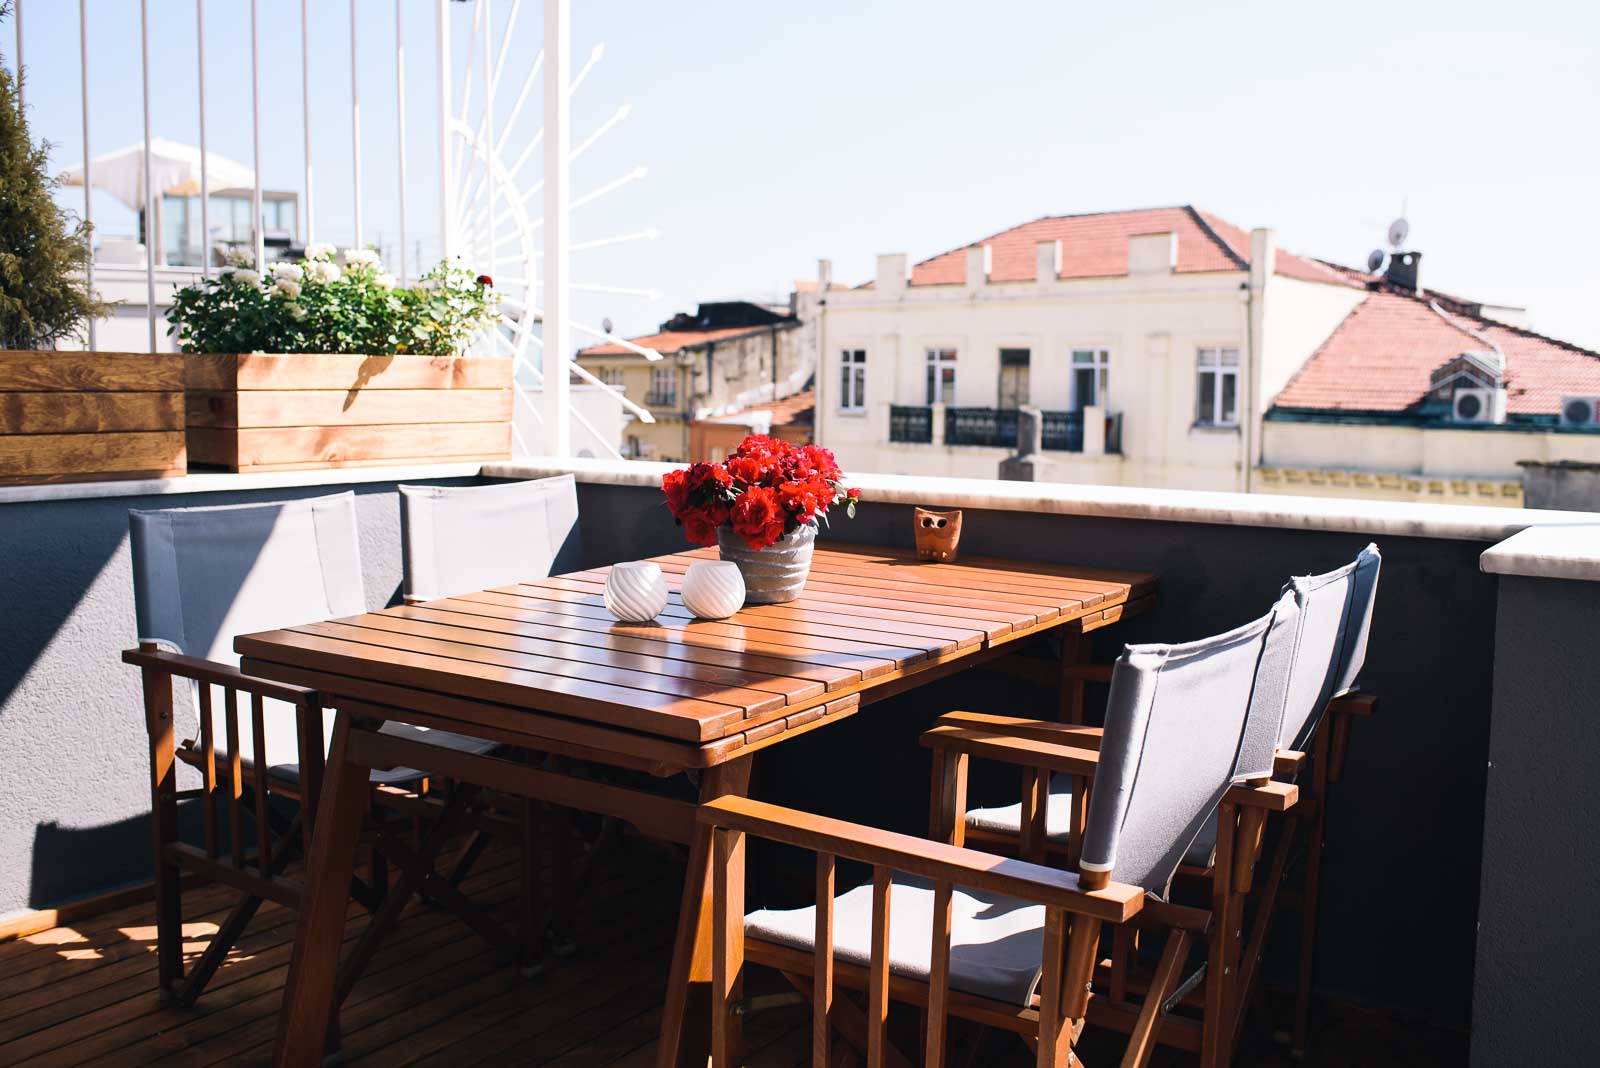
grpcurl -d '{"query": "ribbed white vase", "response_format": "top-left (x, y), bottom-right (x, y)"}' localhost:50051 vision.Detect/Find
top-left (681, 560), bottom-right (746, 619)
top-left (604, 561), bottom-right (669, 622)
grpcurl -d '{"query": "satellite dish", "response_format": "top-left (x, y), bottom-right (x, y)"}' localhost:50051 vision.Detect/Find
top-left (1387, 217), bottom-right (1410, 248)
top-left (602, 316), bottom-right (614, 336)
top-left (1366, 248), bottom-right (1389, 275)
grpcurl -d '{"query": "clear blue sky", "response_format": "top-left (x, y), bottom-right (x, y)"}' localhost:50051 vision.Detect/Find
top-left (11, 0), bottom-right (1600, 348)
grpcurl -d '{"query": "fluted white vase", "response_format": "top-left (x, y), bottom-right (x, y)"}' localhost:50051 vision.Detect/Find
top-left (604, 561), bottom-right (669, 622)
top-left (681, 560), bottom-right (746, 619)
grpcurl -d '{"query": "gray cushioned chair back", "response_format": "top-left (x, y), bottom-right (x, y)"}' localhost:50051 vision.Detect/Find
top-left (1275, 544), bottom-right (1382, 753)
top-left (399, 476), bottom-right (581, 601)
top-left (1233, 590), bottom-right (1304, 783)
top-left (1079, 598), bottom-right (1291, 896)
top-left (129, 492), bottom-right (365, 767)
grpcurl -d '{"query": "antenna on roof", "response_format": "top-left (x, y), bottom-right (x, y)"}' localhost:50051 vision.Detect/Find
top-left (1366, 248), bottom-right (1390, 275)
top-left (1387, 217), bottom-right (1410, 249)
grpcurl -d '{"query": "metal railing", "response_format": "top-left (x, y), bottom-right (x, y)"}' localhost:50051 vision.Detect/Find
top-left (1041, 410), bottom-right (1084, 452)
top-left (944, 407), bottom-right (1020, 448)
top-left (645, 392), bottom-right (678, 408)
top-left (889, 405), bottom-right (933, 444)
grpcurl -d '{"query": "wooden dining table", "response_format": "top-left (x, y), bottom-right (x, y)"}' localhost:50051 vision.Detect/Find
top-left (237, 542), bottom-right (1156, 1067)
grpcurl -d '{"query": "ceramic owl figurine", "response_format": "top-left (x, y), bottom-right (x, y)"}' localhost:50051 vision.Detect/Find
top-left (915, 508), bottom-right (962, 563)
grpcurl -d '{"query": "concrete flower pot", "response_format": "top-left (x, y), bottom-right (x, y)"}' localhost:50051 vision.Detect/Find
top-left (717, 522), bottom-right (817, 604)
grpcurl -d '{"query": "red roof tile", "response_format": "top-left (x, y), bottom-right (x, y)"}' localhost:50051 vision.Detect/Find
top-left (700, 389), bottom-right (815, 428)
top-left (577, 323), bottom-right (772, 358)
top-left (1273, 288), bottom-right (1600, 415)
top-left (890, 206), bottom-right (1356, 287)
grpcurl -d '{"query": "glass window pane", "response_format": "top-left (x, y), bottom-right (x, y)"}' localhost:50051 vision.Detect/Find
top-left (1198, 348), bottom-right (1217, 367)
top-left (854, 367), bottom-right (866, 407)
top-left (1221, 371), bottom-right (1237, 424)
top-left (1198, 371), bottom-right (1216, 423)
top-left (840, 364), bottom-right (852, 406)
top-left (1220, 348), bottom-right (1240, 367)
top-left (926, 365), bottom-right (936, 404)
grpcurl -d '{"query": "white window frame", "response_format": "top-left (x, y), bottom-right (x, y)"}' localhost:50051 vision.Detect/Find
top-left (599, 366), bottom-right (626, 390)
top-left (1196, 347), bottom-right (1241, 427)
top-left (650, 366), bottom-right (678, 407)
top-left (1069, 348), bottom-right (1110, 411)
top-left (839, 349), bottom-right (867, 413)
top-left (925, 347), bottom-right (958, 405)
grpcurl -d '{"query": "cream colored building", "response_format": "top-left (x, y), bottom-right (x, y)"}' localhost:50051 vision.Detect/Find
top-left (811, 207), bottom-right (1600, 506)
top-left (576, 301), bottom-right (810, 462)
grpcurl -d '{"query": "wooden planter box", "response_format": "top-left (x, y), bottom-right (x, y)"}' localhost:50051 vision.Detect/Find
top-left (184, 353), bottom-right (514, 473)
top-left (0, 351), bottom-right (187, 485)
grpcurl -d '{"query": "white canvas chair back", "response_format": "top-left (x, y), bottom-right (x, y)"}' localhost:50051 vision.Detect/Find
top-left (399, 476), bottom-right (582, 602)
top-left (1275, 544), bottom-right (1382, 753)
top-left (1080, 592), bottom-right (1299, 897)
top-left (129, 493), bottom-right (365, 768)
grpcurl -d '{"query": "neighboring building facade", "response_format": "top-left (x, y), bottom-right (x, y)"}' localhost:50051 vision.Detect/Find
top-left (811, 206), bottom-right (1600, 505)
top-left (576, 301), bottom-right (810, 462)
top-left (689, 389), bottom-right (814, 462)
top-left (812, 207), bottom-right (1364, 491)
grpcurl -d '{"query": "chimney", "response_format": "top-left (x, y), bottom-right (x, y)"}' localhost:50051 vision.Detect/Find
top-left (1127, 232), bottom-right (1177, 275)
top-left (1035, 239), bottom-right (1061, 283)
top-left (876, 252), bottom-right (909, 298)
top-left (1386, 250), bottom-right (1422, 292)
top-left (965, 244), bottom-right (991, 288)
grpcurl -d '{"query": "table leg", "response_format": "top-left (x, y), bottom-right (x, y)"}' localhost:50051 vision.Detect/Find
top-left (657, 758), bottom-right (754, 1068)
top-left (273, 711), bottom-right (377, 1068)
top-left (1058, 624), bottom-right (1089, 724)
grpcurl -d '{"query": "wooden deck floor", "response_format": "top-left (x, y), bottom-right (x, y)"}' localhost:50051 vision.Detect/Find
top-left (0, 835), bottom-right (1464, 1067)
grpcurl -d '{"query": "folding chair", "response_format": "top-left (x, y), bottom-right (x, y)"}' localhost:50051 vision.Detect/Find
top-left (927, 544), bottom-right (1381, 1057)
top-left (123, 492), bottom-right (530, 1010)
top-left (705, 595), bottom-right (1300, 1068)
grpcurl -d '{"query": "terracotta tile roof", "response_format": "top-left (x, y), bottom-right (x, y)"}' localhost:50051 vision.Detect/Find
top-left (700, 389), bottom-right (815, 428)
top-left (1272, 287), bottom-right (1600, 416)
top-left (883, 206), bottom-right (1357, 287)
top-left (577, 323), bottom-right (773, 358)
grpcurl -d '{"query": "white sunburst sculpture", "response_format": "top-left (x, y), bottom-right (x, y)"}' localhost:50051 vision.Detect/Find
top-left (442, 0), bottom-right (664, 459)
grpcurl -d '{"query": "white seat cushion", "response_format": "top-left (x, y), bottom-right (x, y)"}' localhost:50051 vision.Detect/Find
top-left (965, 773), bottom-right (1073, 842)
top-left (745, 874), bottom-right (1045, 1006)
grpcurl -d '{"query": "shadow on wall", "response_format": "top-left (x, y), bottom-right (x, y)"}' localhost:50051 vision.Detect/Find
top-left (29, 802), bottom-right (207, 909)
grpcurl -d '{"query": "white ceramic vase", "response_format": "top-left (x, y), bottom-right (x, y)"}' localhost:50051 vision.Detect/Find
top-left (680, 560), bottom-right (746, 619)
top-left (604, 561), bottom-right (669, 622)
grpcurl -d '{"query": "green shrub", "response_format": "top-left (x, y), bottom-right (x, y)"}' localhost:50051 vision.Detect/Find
top-left (167, 247), bottom-right (500, 356)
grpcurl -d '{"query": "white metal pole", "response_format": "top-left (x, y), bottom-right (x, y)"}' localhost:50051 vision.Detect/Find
top-left (249, 0), bottom-right (264, 270)
top-left (350, 0), bottom-right (363, 249)
top-left (196, 0), bottom-right (211, 278)
top-left (542, 0), bottom-right (571, 455)
top-left (395, 0), bottom-right (408, 281)
top-left (301, 0), bottom-right (314, 246)
top-left (12, 0), bottom-right (21, 117)
top-left (139, 0), bottom-right (156, 351)
top-left (436, 0), bottom-right (453, 261)
top-left (482, 1), bottom-right (494, 280)
top-left (77, 0), bottom-right (95, 349)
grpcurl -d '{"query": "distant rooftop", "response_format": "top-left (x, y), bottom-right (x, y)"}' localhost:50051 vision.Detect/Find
top-left (578, 301), bottom-right (796, 358)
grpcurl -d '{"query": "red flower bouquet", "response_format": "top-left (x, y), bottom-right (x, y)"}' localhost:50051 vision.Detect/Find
top-left (661, 435), bottom-right (858, 551)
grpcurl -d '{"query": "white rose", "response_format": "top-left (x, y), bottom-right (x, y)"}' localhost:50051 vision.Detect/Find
top-left (229, 268), bottom-right (262, 286)
top-left (272, 277), bottom-right (302, 299)
top-left (307, 261), bottom-right (341, 284)
top-left (374, 272), bottom-right (397, 291)
top-left (339, 247), bottom-right (379, 268)
top-left (290, 303), bottom-right (308, 320)
top-left (305, 242), bottom-right (336, 262)
top-left (272, 262), bottom-right (304, 282)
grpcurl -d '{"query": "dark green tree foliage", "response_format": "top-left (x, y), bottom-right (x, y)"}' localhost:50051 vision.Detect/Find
top-left (0, 4), bottom-right (106, 350)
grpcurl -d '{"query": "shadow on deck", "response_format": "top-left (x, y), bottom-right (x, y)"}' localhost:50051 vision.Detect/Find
top-left (0, 834), bottom-right (1466, 1067)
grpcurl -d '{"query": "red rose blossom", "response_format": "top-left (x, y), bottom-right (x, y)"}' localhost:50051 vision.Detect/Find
top-left (476, 274), bottom-right (494, 287)
top-left (730, 486), bottom-right (786, 550)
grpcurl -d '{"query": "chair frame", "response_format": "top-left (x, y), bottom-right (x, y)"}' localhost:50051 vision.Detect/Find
top-left (124, 643), bottom-right (540, 1015)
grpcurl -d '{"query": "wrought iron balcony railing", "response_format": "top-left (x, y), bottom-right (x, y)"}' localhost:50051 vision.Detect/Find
top-left (889, 405), bottom-right (934, 444)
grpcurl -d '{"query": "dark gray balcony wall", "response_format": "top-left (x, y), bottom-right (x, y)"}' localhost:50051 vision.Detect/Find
top-left (1472, 574), bottom-right (1600, 1067)
top-left (0, 475), bottom-right (481, 920)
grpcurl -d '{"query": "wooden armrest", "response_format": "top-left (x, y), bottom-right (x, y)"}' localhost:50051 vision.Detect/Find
top-left (122, 645), bottom-right (321, 706)
top-left (1273, 749), bottom-right (1306, 776)
top-left (930, 711), bottom-right (1104, 751)
top-left (1224, 780), bottom-right (1298, 812)
top-left (923, 725), bottom-right (1102, 778)
top-left (1330, 692), bottom-right (1377, 717)
top-left (698, 795), bottom-right (1141, 923)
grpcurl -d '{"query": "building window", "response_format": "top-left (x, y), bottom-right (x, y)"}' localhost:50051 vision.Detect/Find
top-left (925, 348), bottom-right (957, 404)
top-left (599, 366), bottom-right (626, 390)
top-left (1070, 348), bottom-right (1109, 412)
top-left (839, 349), bottom-right (867, 412)
top-left (1196, 347), bottom-right (1240, 427)
top-left (649, 366), bottom-right (677, 407)
top-left (998, 348), bottom-right (1030, 409)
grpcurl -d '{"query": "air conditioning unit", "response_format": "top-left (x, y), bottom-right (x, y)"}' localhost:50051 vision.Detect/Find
top-left (1452, 387), bottom-right (1506, 424)
top-left (1559, 395), bottom-right (1600, 428)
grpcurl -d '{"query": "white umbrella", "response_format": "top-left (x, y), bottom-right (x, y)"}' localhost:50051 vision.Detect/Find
top-left (59, 137), bottom-right (256, 212)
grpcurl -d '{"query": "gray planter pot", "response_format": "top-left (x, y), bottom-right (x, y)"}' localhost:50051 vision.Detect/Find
top-left (717, 523), bottom-right (817, 604)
